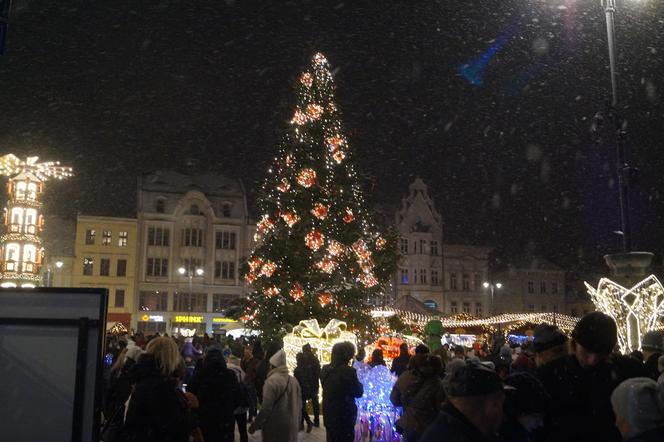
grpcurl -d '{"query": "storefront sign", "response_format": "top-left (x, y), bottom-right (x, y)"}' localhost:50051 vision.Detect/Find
top-left (174, 315), bottom-right (203, 323)
top-left (212, 317), bottom-right (237, 323)
top-left (141, 314), bottom-right (164, 322)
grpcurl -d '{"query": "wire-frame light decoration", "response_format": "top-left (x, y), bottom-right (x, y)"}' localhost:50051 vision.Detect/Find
top-left (0, 154), bottom-right (73, 181)
top-left (585, 275), bottom-right (664, 354)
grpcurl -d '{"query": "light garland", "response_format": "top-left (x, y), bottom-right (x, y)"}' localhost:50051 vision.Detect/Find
top-left (585, 275), bottom-right (664, 353)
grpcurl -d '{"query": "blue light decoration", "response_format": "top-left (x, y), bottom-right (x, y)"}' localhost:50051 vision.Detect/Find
top-left (355, 364), bottom-right (402, 441)
top-left (457, 23), bottom-right (518, 86)
top-left (507, 334), bottom-right (530, 345)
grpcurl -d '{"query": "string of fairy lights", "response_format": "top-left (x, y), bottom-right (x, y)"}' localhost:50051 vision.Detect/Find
top-left (244, 53), bottom-right (396, 334)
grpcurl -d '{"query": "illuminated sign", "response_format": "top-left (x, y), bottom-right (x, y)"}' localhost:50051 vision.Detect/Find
top-left (212, 317), bottom-right (238, 323)
top-left (174, 315), bottom-right (203, 323)
top-left (141, 314), bottom-right (164, 322)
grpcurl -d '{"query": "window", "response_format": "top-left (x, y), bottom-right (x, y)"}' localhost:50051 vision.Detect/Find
top-left (116, 259), bottom-right (127, 277)
top-left (475, 302), bottom-right (483, 316)
top-left (173, 292), bottom-right (207, 312)
top-left (419, 239), bottom-right (426, 254)
top-left (540, 281), bottom-right (546, 294)
top-left (451, 301), bottom-right (458, 314)
top-left (400, 269), bottom-right (409, 284)
top-left (189, 204), bottom-right (200, 215)
top-left (552, 282), bottom-right (558, 294)
top-left (423, 300), bottom-right (438, 310)
top-left (115, 289), bottom-right (125, 308)
top-left (182, 228), bottom-right (203, 247)
top-left (182, 258), bottom-right (204, 274)
top-left (215, 231), bottom-right (237, 249)
top-left (139, 291), bottom-right (167, 311)
top-left (155, 199), bottom-right (165, 213)
top-left (221, 203), bottom-right (232, 217)
top-left (528, 281), bottom-right (534, 294)
top-left (100, 258), bottom-right (110, 276)
top-left (541, 304), bottom-right (547, 312)
top-left (85, 229), bottom-right (95, 245)
top-left (213, 293), bottom-right (234, 312)
top-left (462, 274), bottom-right (470, 291)
top-left (83, 258), bottom-right (93, 275)
top-left (147, 227), bottom-right (170, 246)
top-left (16, 182), bottom-right (25, 199)
top-left (430, 240), bottom-right (438, 256)
top-left (462, 302), bottom-right (471, 313)
top-left (222, 261), bottom-right (236, 279)
top-left (102, 230), bottom-right (112, 245)
top-left (146, 258), bottom-right (168, 277)
top-left (419, 269), bottom-right (427, 284)
top-left (450, 273), bottom-right (458, 290)
top-left (528, 304), bottom-right (535, 312)
top-left (474, 274), bottom-right (482, 290)
top-left (27, 182), bottom-right (37, 200)
top-left (400, 239), bottom-right (408, 254)
top-left (431, 270), bottom-right (439, 285)
top-left (118, 231), bottom-right (128, 247)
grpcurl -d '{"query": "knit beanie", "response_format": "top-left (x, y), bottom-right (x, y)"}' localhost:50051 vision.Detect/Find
top-left (269, 349), bottom-right (287, 368)
top-left (611, 377), bottom-right (664, 439)
top-left (571, 312), bottom-right (617, 355)
top-left (533, 324), bottom-right (568, 353)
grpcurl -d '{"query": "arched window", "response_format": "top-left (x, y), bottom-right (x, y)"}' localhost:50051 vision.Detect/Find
top-left (16, 181), bottom-right (26, 199)
top-left (5, 243), bottom-right (19, 261)
top-left (23, 245), bottom-right (36, 262)
top-left (189, 204), bottom-right (200, 215)
top-left (423, 300), bottom-right (438, 311)
top-left (11, 207), bottom-right (23, 226)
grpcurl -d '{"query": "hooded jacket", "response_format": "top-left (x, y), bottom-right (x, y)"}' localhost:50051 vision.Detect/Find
top-left (320, 362), bottom-right (364, 430)
top-left (188, 352), bottom-right (240, 428)
top-left (390, 367), bottom-right (445, 434)
top-left (251, 351), bottom-right (302, 442)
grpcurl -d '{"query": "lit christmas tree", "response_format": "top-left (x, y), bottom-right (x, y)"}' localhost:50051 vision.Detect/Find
top-left (244, 53), bottom-right (398, 340)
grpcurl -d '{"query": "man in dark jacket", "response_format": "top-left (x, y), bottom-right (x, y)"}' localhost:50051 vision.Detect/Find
top-left (420, 359), bottom-right (507, 442)
top-left (536, 312), bottom-right (622, 442)
top-left (641, 331), bottom-right (664, 380)
top-left (301, 343), bottom-right (321, 426)
top-left (321, 342), bottom-right (364, 442)
top-left (188, 346), bottom-right (241, 442)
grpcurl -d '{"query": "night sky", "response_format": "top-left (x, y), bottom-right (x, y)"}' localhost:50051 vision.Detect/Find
top-left (0, 0), bottom-right (663, 277)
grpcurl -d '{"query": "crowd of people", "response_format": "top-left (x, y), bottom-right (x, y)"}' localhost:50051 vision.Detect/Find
top-left (100, 312), bottom-right (664, 442)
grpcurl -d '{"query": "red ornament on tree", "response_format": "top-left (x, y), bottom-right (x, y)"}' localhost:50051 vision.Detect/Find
top-left (311, 203), bottom-right (329, 220)
top-left (297, 168), bottom-right (317, 188)
top-left (343, 208), bottom-right (354, 223)
top-left (276, 178), bottom-right (291, 193)
top-left (291, 109), bottom-right (308, 125)
top-left (315, 257), bottom-right (337, 274)
top-left (300, 72), bottom-right (313, 88)
top-left (306, 103), bottom-right (324, 120)
top-left (327, 240), bottom-right (344, 257)
top-left (305, 230), bottom-right (324, 251)
top-left (263, 286), bottom-right (280, 297)
top-left (281, 211), bottom-right (299, 227)
top-left (332, 150), bottom-right (346, 164)
top-left (260, 261), bottom-right (277, 278)
top-left (289, 283), bottom-right (304, 301)
top-left (318, 292), bottom-right (332, 307)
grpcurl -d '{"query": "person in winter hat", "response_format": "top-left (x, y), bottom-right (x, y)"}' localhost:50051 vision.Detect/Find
top-left (532, 323), bottom-right (568, 367)
top-left (611, 377), bottom-right (664, 441)
top-left (641, 331), bottom-right (664, 380)
top-left (248, 349), bottom-right (301, 442)
top-left (421, 359), bottom-right (508, 442)
top-left (536, 312), bottom-right (622, 442)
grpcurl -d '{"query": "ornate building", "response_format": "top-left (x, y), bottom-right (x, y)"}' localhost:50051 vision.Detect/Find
top-left (134, 170), bottom-right (255, 334)
top-left (0, 155), bottom-right (72, 288)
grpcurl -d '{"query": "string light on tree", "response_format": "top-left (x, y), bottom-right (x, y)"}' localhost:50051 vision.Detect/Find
top-left (290, 283), bottom-right (304, 301)
top-left (305, 229), bottom-right (325, 251)
top-left (311, 203), bottom-right (329, 220)
top-left (281, 211), bottom-right (299, 227)
top-left (296, 168), bottom-right (317, 188)
top-left (259, 261), bottom-right (277, 278)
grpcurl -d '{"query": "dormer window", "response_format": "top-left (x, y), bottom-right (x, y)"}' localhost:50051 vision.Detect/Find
top-left (155, 199), bottom-right (165, 213)
top-left (221, 203), bottom-right (232, 217)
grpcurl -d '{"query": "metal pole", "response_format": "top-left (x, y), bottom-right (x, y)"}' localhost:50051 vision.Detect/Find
top-left (602, 0), bottom-right (632, 252)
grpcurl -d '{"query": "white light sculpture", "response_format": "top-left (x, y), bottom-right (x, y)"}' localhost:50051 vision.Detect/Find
top-left (585, 275), bottom-right (664, 354)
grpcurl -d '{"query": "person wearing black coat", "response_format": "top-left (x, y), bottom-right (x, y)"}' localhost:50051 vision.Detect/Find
top-left (301, 344), bottom-right (321, 426)
top-left (390, 343), bottom-right (411, 378)
top-left (124, 338), bottom-right (195, 442)
top-left (188, 346), bottom-right (241, 442)
top-left (321, 342), bottom-right (364, 442)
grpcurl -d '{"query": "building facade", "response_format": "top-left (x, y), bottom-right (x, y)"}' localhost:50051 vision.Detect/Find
top-left (494, 257), bottom-right (566, 315)
top-left (135, 170), bottom-right (254, 335)
top-left (71, 215), bottom-right (137, 328)
top-left (394, 178), bottom-right (444, 310)
top-left (443, 244), bottom-right (492, 317)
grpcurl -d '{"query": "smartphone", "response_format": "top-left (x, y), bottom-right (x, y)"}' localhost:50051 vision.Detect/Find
top-left (104, 353), bottom-right (113, 366)
top-left (181, 383), bottom-right (187, 393)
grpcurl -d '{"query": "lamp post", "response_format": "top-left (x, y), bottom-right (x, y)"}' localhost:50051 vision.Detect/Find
top-left (482, 282), bottom-right (503, 316)
top-left (45, 260), bottom-right (64, 287)
top-left (599, 0), bottom-right (635, 252)
top-left (178, 266), bottom-right (204, 326)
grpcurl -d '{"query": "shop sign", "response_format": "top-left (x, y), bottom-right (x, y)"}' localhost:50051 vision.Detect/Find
top-left (212, 317), bottom-right (238, 323)
top-left (174, 315), bottom-right (203, 323)
top-left (141, 314), bottom-right (164, 322)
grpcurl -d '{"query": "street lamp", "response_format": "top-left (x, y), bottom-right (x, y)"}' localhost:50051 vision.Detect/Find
top-left (45, 260), bottom-right (64, 287)
top-left (483, 282), bottom-right (503, 315)
top-left (178, 266), bottom-right (204, 327)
